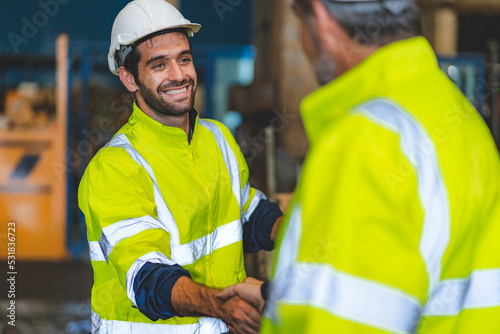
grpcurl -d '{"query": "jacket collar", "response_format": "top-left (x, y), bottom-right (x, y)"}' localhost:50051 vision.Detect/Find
top-left (127, 101), bottom-right (199, 148)
top-left (300, 36), bottom-right (438, 146)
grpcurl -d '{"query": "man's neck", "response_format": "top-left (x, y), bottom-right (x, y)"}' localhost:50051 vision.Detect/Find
top-left (137, 100), bottom-right (191, 138)
top-left (335, 43), bottom-right (379, 78)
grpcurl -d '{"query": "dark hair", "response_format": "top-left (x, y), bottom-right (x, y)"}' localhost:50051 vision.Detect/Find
top-left (123, 28), bottom-right (192, 80)
top-left (123, 46), bottom-right (142, 80)
top-left (293, 0), bottom-right (422, 46)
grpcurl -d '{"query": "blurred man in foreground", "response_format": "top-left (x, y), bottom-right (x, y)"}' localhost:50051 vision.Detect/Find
top-left (219, 0), bottom-right (500, 332)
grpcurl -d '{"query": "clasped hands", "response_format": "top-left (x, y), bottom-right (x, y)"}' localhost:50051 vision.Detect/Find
top-left (217, 277), bottom-right (266, 334)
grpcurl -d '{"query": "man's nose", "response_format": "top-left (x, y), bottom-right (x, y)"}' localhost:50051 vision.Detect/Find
top-left (168, 62), bottom-right (184, 82)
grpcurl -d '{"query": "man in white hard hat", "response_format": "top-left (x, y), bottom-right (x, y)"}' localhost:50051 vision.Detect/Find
top-left (78, 1), bottom-right (283, 333)
top-left (218, 0), bottom-right (500, 332)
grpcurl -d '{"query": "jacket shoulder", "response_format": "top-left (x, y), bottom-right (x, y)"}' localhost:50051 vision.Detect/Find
top-left (84, 134), bottom-right (149, 181)
top-left (199, 118), bottom-right (231, 134)
top-left (199, 118), bottom-right (238, 146)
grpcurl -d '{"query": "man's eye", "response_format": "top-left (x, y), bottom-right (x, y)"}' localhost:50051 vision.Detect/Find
top-left (180, 58), bottom-right (192, 63)
top-left (153, 63), bottom-right (164, 69)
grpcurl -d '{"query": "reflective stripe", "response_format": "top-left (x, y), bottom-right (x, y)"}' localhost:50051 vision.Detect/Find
top-left (269, 205), bottom-right (500, 332)
top-left (99, 215), bottom-right (165, 262)
top-left (267, 205), bottom-right (304, 322)
top-left (98, 216), bottom-right (243, 268)
top-left (283, 263), bottom-right (421, 334)
top-left (423, 269), bottom-right (500, 316)
top-left (269, 206), bottom-right (421, 334)
top-left (242, 182), bottom-right (251, 205)
top-left (106, 134), bottom-right (180, 246)
top-left (91, 310), bottom-right (227, 334)
top-left (356, 99), bottom-right (450, 294)
top-left (242, 188), bottom-right (266, 224)
top-left (88, 241), bottom-right (105, 262)
top-left (171, 219), bottom-right (243, 266)
top-left (126, 252), bottom-right (176, 306)
top-left (199, 119), bottom-right (242, 208)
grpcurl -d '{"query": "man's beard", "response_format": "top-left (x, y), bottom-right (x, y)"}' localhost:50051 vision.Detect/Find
top-left (137, 78), bottom-right (196, 116)
top-left (305, 19), bottom-right (337, 86)
top-left (314, 48), bottom-right (337, 86)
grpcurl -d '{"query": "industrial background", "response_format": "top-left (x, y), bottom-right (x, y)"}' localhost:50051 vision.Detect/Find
top-left (1, 0), bottom-right (499, 333)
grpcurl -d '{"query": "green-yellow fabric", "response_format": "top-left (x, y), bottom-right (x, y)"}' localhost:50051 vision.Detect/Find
top-left (79, 104), bottom-right (256, 325)
top-left (261, 37), bottom-right (500, 333)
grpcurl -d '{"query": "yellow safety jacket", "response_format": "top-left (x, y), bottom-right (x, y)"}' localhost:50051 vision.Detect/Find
top-left (261, 37), bottom-right (500, 333)
top-left (79, 104), bottom-right (264, 333)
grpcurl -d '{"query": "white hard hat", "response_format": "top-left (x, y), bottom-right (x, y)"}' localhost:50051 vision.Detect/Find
top-left (108, 0), bottom-right (201, 75)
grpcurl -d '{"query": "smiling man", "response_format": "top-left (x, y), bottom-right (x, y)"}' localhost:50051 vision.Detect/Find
top-left (78, 1), bottom-right (282, 333)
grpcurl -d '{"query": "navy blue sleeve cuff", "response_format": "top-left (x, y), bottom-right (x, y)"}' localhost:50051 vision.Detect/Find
top-left (261, 281), bottom-right (270, 301)
top-left (133, 262), bottom-right (191, 321)
top-left (243, 199), bottom-right (283, 253)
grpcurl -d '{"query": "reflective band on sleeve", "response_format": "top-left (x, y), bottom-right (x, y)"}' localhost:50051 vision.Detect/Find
top-left (267, 205), bottom-right (306, 322)
top-left (171, 219), bottom-right (243, 266)
top-left (106, 134), bottom-right (180, 246)
top-left (126, 251), bottom-right (176, 307)
top-left (91, 309), bottom-right (227, 333)
top-left (269, 205), bottom-right (500, 332)
top-left (242, 188), bottom-right (266, 224)
top-left (281, 263), bottom-right (421, 334)
top-left (198, 119), bottom-right (242, 208)
top-left (99, 215), bottom-right (165, 262)
top-left (423, 269), bottom-right (500, 316)
top-left (100, 216), bottom-right (243, 305)
top-left (88, 241), bottom-right (106, 262)
top-left (268, 205), bottom-right (421, 334)
top-left (242, 182), bottom-right (251, 205)
top-left (356, 99), bottom-right (450, 294)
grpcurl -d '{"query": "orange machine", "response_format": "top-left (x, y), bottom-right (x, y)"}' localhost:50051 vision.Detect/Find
top-left (0, 34), bottom-right (68, 260)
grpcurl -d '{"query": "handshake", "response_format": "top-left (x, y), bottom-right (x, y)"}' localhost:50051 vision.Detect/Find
top-left (215, 277), bottom-right (268, 334)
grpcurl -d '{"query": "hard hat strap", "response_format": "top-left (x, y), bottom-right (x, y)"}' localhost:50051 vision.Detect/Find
top-left (116, 44), bottom-right (134, 70)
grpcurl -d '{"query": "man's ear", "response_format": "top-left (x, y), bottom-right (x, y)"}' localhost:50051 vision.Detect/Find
top-left (310, 0), bottom-right (352, 58)
top-left (119, 67), bottom-right (138, 93)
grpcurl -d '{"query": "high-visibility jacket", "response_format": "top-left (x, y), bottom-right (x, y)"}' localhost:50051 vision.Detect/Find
top-left (79, 104), bottom-right (265, 333)
top-left (261, 37), bottom-right (500, 333)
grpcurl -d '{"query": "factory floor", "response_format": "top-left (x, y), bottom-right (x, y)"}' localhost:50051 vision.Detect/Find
top-left (1, 261), bottom-right (93, 334)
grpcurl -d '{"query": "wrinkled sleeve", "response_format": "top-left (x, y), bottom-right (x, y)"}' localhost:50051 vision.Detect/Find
top-left (133, 263), bottom-right (191, 320)
top-left (242, 199), bottom-right (282, 252)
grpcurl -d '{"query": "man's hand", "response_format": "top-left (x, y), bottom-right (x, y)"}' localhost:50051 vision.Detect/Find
top-left (171, 276), bottom-right (261, 334)
top-left (217, 277), bottom-right (265, 312)
top-left (216, 295), bottom-right (261, 334)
